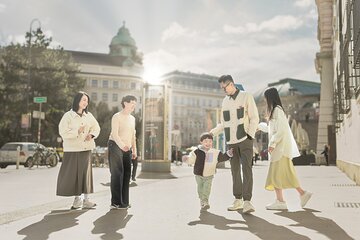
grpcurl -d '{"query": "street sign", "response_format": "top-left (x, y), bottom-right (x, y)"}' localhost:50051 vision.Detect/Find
top-left (33, 97), bottom-right (47, 103)
top-left (32, 110), bottom-right (45, 120)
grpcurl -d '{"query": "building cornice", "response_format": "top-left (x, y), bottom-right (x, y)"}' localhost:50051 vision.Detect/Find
top-left (316, 0), bottom-right (334, 52)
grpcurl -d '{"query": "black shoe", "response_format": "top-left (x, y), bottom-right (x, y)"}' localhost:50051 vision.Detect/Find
top-left (131, 177), bottom-right (136, 181)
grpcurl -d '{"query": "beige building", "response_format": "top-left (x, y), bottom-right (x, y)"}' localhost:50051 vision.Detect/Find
top-left (316, 0), bottom-right (360, 184)
top-left (254, 78), bottom-right (320, 154)
top-left (67, 23), bottom-right (144, 110)
top-left (161, 71), bottom-right (227, 148)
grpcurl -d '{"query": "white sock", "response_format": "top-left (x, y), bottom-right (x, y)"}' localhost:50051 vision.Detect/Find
top-left (83, 194), bottom-right (89, 200)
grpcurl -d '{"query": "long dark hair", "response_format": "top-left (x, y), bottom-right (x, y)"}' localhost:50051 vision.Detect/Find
top-left (264, 87), bottom-right (284, 120)
top-left (72, 91), bottom-right (90, 113)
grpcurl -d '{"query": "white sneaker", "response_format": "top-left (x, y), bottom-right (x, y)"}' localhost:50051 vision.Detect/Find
top-left (243, 200), bottom-right (255, 213)
top-left (300, 191), bottom-right (312, 208)
top-left (227, 199), bottom-right (244, 211)
top-left (71, 196), bottom-right (82, 209)
top-left (83, 199), bottom-right (97, 209)
top-left (266, 200), bottom-right (287, 210)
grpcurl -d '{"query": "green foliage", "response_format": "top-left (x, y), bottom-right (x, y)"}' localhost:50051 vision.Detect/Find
top-left (90, 102), bottom-right (119, 147)
top-left (0, 28), bottom-right (85, 147)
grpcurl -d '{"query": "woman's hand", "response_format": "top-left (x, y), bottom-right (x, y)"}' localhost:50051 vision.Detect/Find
top-left (78, 126), bottom-right (85, 135)
top-left (84, 134), bottom-right (93, 141)
top-left (268, 147), bottom-right (274, 154)
top-left (122, 146), bottom-right (130, 152)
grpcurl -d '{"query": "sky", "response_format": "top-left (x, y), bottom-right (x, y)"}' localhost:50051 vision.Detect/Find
top-left (0, 0), bottom-right (320, 93)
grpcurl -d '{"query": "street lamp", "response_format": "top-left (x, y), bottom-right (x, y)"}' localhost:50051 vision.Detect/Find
top-left (26, 18), bottom-right (41, 136)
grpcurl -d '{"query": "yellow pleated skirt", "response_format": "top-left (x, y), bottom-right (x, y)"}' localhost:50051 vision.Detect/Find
top-left (265, 156), bottom-right (300, 191)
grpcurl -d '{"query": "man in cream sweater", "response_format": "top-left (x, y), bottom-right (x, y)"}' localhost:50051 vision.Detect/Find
top-left (210, 75), bottom-right (259, 213)
top-left (108, 95), bottom-right (137, 209)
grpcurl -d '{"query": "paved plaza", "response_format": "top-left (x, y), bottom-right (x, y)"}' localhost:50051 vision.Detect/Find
top-left (0, 161), bottom-right (359, 239)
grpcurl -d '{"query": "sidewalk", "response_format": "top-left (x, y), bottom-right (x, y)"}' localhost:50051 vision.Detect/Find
top-left (0, 161), bottom-right (359, 239)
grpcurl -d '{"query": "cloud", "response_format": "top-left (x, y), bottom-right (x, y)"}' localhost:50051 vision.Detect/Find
top-left (224, 15), bottom-right (304, 34)
top-left (0, 3), bottom-right (6, 12)
top-left (146, 19), bottom-right (319, 93)
top-left (161, 22), bottom-right (197, 42)
top-left (294, 0), bottom-right (314, 8)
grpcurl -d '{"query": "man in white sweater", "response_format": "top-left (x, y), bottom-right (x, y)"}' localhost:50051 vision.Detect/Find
top-left (210, 75), bottom-right (259, 213)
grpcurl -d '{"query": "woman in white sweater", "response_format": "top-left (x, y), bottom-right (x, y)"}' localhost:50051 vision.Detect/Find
top-left (57, 91), bottom-right (100, 209)
top-left (258, 88), bottom-right (312, 210)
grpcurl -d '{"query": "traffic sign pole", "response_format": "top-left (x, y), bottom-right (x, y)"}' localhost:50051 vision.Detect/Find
top-left (38, 102), bottom-right (42, 143)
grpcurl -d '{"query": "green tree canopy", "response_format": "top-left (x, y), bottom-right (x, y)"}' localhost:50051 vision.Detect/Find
top-left (0, 28), bottom-right (85, 147)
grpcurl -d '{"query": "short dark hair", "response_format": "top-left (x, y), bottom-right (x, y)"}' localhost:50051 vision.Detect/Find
top-left (200, 132), bottom-right (213, 142)
top-left (72, 91), bottom-right (90, 113)
top-left (121, 95), bottom-right (137, 108)
top-left (218, 75), bottom-right (234, 84)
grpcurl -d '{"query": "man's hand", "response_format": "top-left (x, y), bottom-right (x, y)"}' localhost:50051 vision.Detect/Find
top-left (226, 148), bottom-right (234, 157)
top-left (132, 152), bottom-right (137, 160)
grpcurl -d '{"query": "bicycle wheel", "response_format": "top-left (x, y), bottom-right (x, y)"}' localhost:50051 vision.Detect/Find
top-left (47, 154), bottom-right (58, 167)
top-left (27, 157), bottom-right (34, 169)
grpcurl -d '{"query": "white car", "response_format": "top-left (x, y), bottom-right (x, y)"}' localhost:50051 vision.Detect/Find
top-left (0, 142), bottom-right (45, 168)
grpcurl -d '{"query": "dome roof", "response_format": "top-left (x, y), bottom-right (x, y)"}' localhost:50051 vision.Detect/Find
top-left (110, 22), bottom-right (136, 47)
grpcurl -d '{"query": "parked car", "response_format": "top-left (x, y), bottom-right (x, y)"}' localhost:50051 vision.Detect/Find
top-left (0, 142), bottom-right (45, 168)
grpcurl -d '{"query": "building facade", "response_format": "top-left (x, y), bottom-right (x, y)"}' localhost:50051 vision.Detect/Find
top-left (161, 71), bottom-right (226, 148)
top-left (316, 0), bottom-right (360, 184)
top-left (67, 22), bottom-right (144, 111)
top-left (254, 78), bottom-right (320, 155)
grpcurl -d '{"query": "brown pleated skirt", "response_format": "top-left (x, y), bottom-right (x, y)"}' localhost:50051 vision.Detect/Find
top-left (56, 151), bottom-right (94, 196)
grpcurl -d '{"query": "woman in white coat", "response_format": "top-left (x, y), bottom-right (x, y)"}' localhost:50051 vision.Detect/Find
top-left (57, 91), bottom-right (100, 209)
top-left (258, 88), bottom-right (312, 210)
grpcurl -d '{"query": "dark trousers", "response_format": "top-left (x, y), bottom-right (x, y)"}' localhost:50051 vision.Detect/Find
top-left (131, 158), bottom-right (138, 179)
top-left (228, 138), bottom-right (254, 201)
top-left (108, 140), bottom-right (132, 206)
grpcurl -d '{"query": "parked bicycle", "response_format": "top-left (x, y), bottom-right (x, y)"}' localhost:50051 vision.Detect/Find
top-left (28, 144), bottom-right (58, 169)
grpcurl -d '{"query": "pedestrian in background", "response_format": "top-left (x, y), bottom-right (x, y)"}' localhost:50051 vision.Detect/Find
top-left (210, 75), bottom-right (259, 213)
top-left (187, 132), bottom-right (233, 211)
top-left (321, 144), bottom-right (329, 166)
top-left (108, 95), bottom-right (137, 209)
top-left (258, 87), bottom-right (312, 210)
top-left (57, 91), bottom-right (100, 209)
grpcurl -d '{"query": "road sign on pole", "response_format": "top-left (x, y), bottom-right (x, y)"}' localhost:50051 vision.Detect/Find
top-left (33, 97), bottom-right (47, 103)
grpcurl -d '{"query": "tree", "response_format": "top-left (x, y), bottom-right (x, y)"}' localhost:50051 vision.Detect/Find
top-left (0, 28), bottom-right (85, 147)
top-left (90, 101), bottom-right (119, 147)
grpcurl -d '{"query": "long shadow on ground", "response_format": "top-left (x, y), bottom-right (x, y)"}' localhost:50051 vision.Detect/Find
top-left (275, 208), bottom-right (355, 240)
top-left (17, 209), bottom-right (87, 240)
top-left (92, 209), bottom-right (132, 240)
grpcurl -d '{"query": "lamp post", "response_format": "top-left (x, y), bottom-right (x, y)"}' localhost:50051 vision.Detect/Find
top-left (26, 19), bottom-right (41, 134)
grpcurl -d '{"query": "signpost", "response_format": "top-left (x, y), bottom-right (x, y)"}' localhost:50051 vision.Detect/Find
top-left (33, 97), bottom-right (47, 143)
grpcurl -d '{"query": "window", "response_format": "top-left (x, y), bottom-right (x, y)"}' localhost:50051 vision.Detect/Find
top-left (103, 80), bottom-right (109, 88)
top-left (91, 92), bottom-right (97, 101)
top-left (102, 93), bottom-right (108, 102)
top-left (112, 93), bottom-right (118, 102)
top-left (113, 81), bottom-right (119, 88)
top-left (91, 80), bottom-right (98, 87)
top-left (131, 82), bottom-right (136, 89)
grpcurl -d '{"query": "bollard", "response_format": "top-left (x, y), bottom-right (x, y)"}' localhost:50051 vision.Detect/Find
top-left (16, 146), bottom-right (20, 169)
